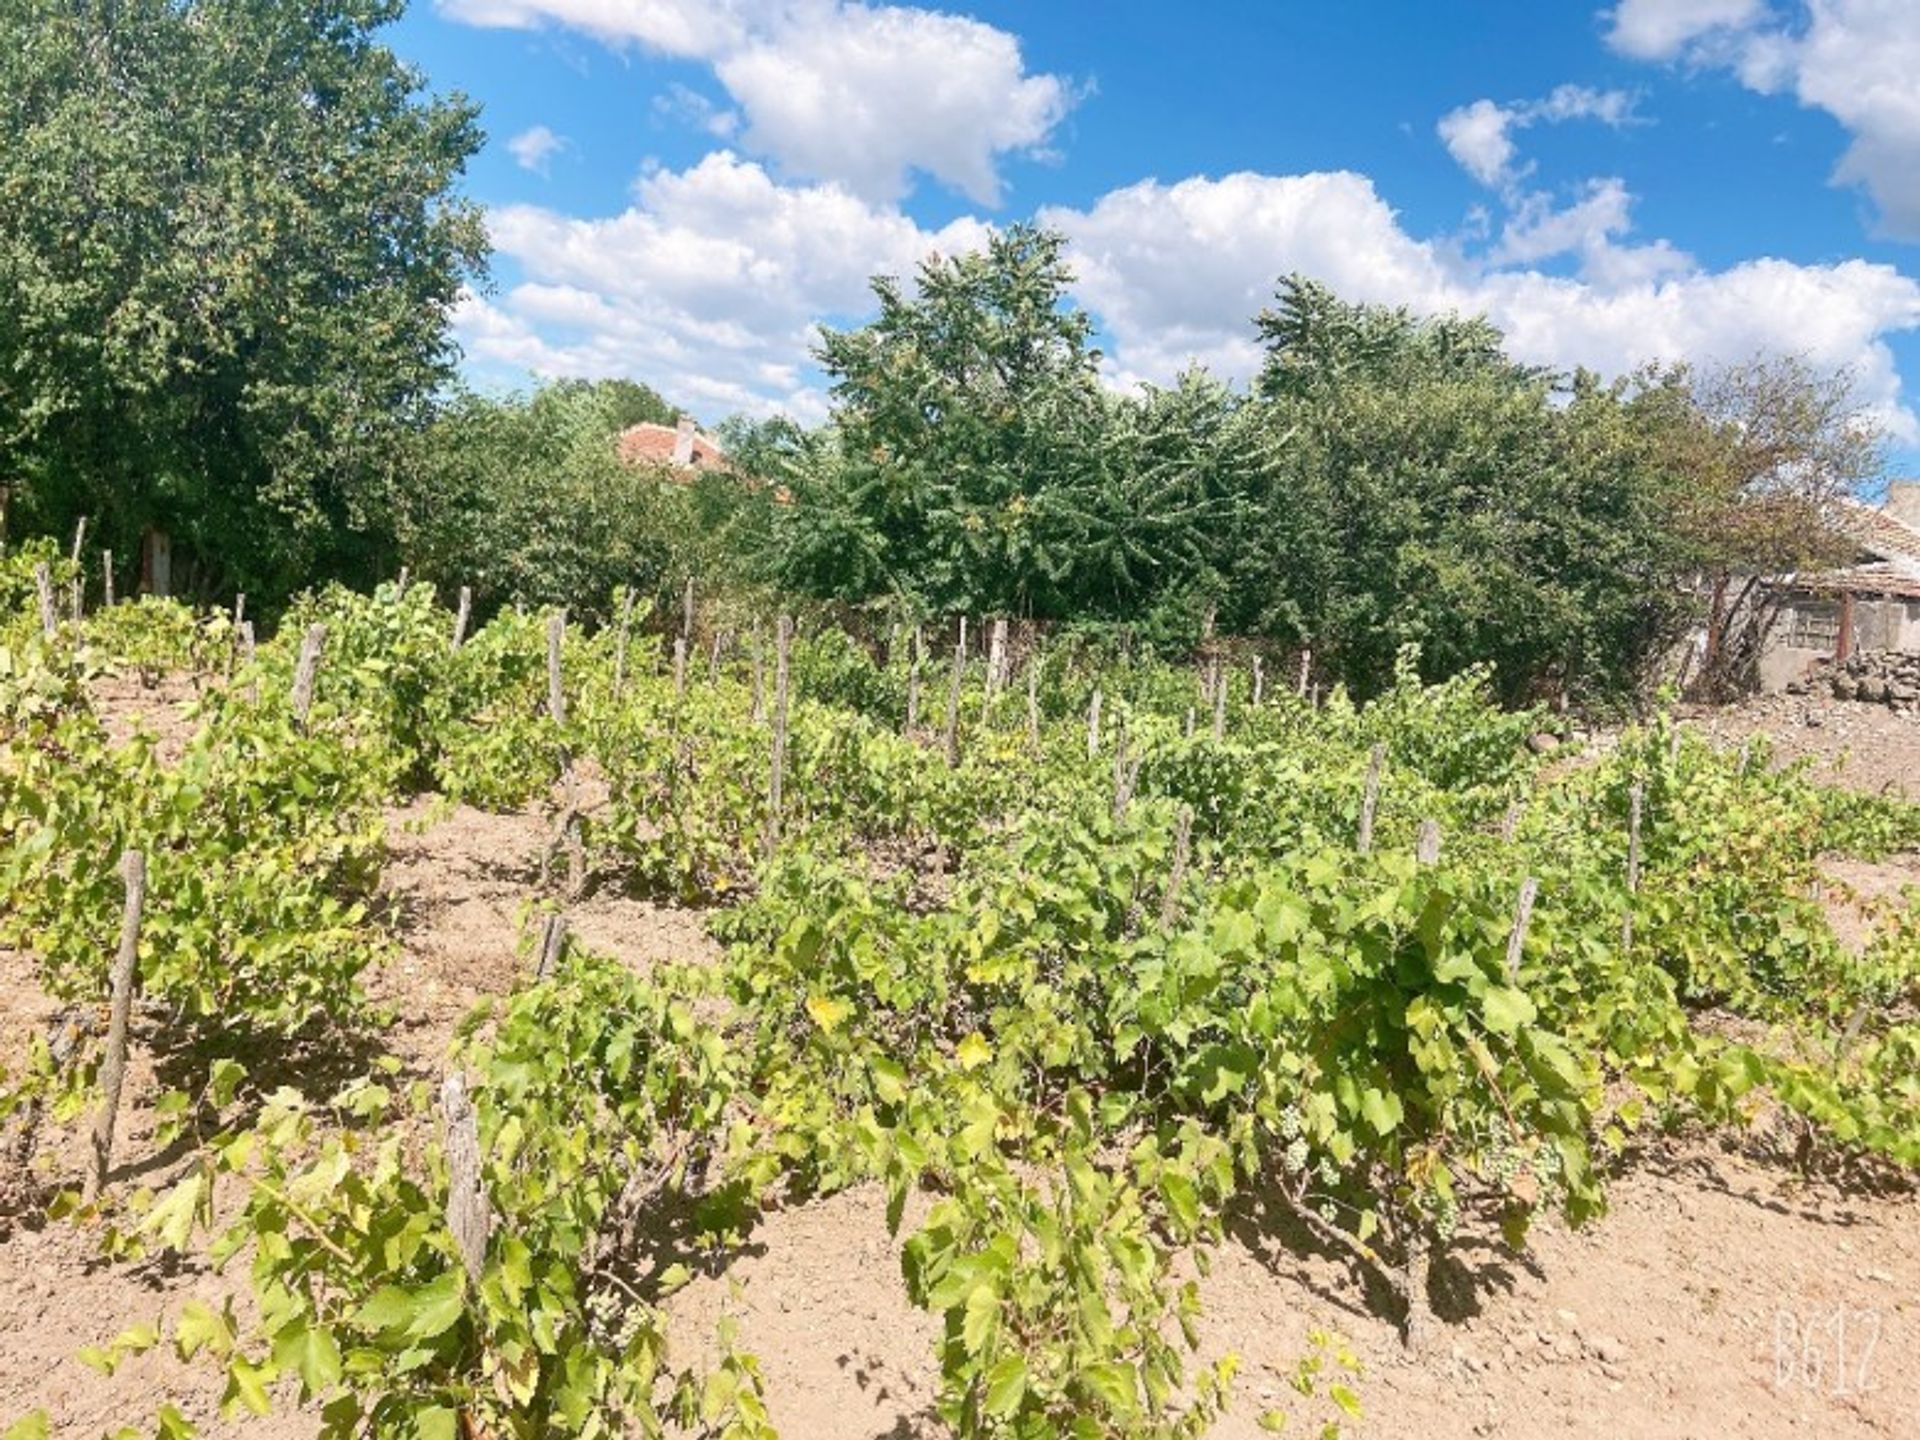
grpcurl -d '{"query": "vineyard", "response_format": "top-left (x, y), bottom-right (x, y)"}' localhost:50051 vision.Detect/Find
top-left (2, 541), bottom-right (1919, 1440)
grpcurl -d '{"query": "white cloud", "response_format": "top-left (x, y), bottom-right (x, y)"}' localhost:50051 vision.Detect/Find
top-left (459, 150), bottom-right (990, 420)
top-left (1437, 84), bottom-right (1641, 190)
top-left (1043, 169), bottom-right (1920, 438)
top-left (439, 0), bottom-right (1074, 203)
top-left (1605, 0), bottom-right (1768, 61)
top-left (654, 82), bottom-right (740, 139)
top-left (1608, 0), bottom-right (1920, 239)
top-left (505, 124), bottom-right (569, 174)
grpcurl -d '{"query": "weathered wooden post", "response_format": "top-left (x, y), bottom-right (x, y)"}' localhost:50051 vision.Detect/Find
top-left (102, 550), bottom-right (114, 608)
top-left (1160, 805), bottom-right (1194, 929)
top-left (942, 619), bottom-right (966, 767)
top-left (87, 850), bottom-right (146, 1201)
top-left (903, 625), bottom-right (922, 734)
top-left (1623, 780), bottom-right (1644, 950)
top-left (291, 624), bottom-right (327, 725)
top-left (1357, 744), bottom-right (1385, 855)
top-left (394, 566), bottom-right (410, 599)
top-left (1505, 877), bottom-right (1540, 981)
top-left (34, 562), bottom-right (57, 638)
top-left (672, 636), bottom-right (688, 699)
top-left (1086, 689), bottom-right (1102, 759)
top-left (764, 616), bottom-right (793, 860)
top-left (609, 588), bottom-right (634, 698)
top-left (546, 612), bottom-right (567, 728)
top-left (1296, 648), bottom-right (1312, 698)
top-left (441, 1072), bottom-right (491, 1286)
top-left (451, 585), bottom-right (473, 653)
top-left (682, 575), bottom-right (696, 645)
top-left (1252, 656), bottom-right (1265, 708)
top-left (985, 618), bottom-right (1009, 707)
top-left (70, 516), bottom-right (87, 565)
top-left (534, 912), bottom-right (568, 980)
top-left (1416, 818), bottom-right (1442, 866)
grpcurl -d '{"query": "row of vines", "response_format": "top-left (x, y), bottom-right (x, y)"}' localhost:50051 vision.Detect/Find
top-left (2, 537), bottom-right (1918, 1439)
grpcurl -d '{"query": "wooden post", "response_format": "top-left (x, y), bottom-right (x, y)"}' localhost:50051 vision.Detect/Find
top-left (534, 912), bottom-right (568, 980)
top-left (1357, 744), bottom-right (1385, 855)
top-left (70, 516), bottom-right (87, 566)
top-left (237, 621), bottom-right (256, 690)
top-left (1296, 648), bottom-right (1311, 698)
top-left (232, 593), bottom-right (246, 633)
top-left (291, 624), bottom-right (326, 725)
top-left (87, 850), bottom-right (146, 1201)
top-left (1160, 805), bottom-right (1194, 929)
top-left (1211, 657), bottom-right (1227, 741)
top-left (709, 629), bottom-right (725, 682)
top-left (102, 550), bottom-right (114, 609)
top-left (34, 562), bottom-right (56, 638)
top-left (546, 612), bottom-right (567, 727)
top-left (942, 620), bottom-right (966, 767)
top-left (764, 616), bottom-right (792, 860)
top-left (1499, 802), bottom-right (1521, 842)
top-left (1252, 657), bottom-right (1264, 708)
top-left (1416, 818), bottom-right (1442, 866)
top-left (985, 618), bottom-right (1009, 706)
top-left (750, 629), bottom-right (766, 723)
top-left (682, 575), bottom-right (696, 644)
top-left (451, 585), bottom-right (473, 653)
top-left (904, 625), bottom-right (922, 734)
top-left (1086, 689), bottom-right (1102, 759)
top-left (441, 1072), bottom-right (491, 1286)
top-left (1505, 877), bottom-right (1539, 981)
top-left (609, 588), bottom-right (634, 697)
top-left (672, 636), bottom-right (687, 698)
top-left (1623, 781), bottom-right (1644, 950)
top-left (394, 566), bottom-right (410, 600)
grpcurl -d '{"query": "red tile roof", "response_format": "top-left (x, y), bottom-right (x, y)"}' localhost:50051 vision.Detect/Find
top-left (1836, 497), bottom-right (1920, 567)
top-left (617, 421), bottom-right (727, 471)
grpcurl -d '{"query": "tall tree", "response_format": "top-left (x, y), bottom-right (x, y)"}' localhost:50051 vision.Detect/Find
top-left (0, 0), bottom-right (487, 602)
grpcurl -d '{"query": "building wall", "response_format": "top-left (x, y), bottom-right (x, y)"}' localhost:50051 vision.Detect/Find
top-left (1760, 593), bottom-right (1920, 691)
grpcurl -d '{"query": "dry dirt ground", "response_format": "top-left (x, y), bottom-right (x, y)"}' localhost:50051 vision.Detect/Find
top-left (2, 686), bottom-right (1917, 1438)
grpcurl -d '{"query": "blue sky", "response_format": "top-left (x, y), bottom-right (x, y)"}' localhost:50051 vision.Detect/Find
top-left (391, 0), bottom-right (1920, 477)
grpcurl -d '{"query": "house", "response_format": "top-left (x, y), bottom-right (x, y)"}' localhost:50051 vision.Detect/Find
top-left (1758, 480), bottom-right (1920, 690)
top-left (617, 416), bottom-right (727, 471)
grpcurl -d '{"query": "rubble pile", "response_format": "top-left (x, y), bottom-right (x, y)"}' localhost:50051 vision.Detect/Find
top-left (1794, 649), bottom-right (1920, 711)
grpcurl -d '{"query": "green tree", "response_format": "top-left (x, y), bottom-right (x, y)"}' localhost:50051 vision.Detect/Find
top-left (0, 0), bottom-right (487, 604)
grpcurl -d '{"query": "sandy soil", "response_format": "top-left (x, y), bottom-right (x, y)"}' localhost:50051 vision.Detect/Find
top-left (3, 695), bottom-right (1917, 1438)
top-left (1683, 695), bottom-right (1920, 800)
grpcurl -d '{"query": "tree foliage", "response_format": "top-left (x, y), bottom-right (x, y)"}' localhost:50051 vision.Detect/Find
top-left (0, 0), bottom-right (487, 603)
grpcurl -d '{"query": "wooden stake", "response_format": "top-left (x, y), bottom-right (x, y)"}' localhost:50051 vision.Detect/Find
top-left (291, 624), bottom-right (326, 725)
top-left (1296, 648), bottom-right (1311, 698)
top-left (609, 587), bottom-right (634, 697)
top-left (1086, 689), bottom-right (1102, 759)
top-left (985, 618), bottom-right (1008, 706)
top-left (102, 550), bottom-right (114, 608)
top-left (534, 912), bottom-right (568, 980)
top-left (232, 593), bottom-right (246, 633)
top-left (33, 562), bottom-right (56, 638)
top-left (1499, 802), bottom-right (1522, 842)
top-left (672, 635), bottom-right (687, 698)
top-left (546, 612), bottom-right (567, 727)
top-left (441, 1072), bottom-right (491, 1286)
top-left (1160, 805), bottom-right (1194, 929)
top-left (764, 616), bottom-right (792, 859)
top-left (1416, 818), bottom-right (1442, 866)
top-left (1623, 780), bottom-right (1644, 950)
top-left (394, 566), bottom-right (410, 599)
top-left (1252, 656), bottom-right (1264, 708)
top-left (1505, 877), bottom-right (1539, 981)
top-left (1211, 657), bottom-right (1227, 741)
top-left (1357, 743), bottom-right (1385, 855)
top-left (682, 575), bottom-right (696, 643)
top-left (70, 516), bottom-right (87, 565)
top-left (750, 629), bottom-right (766, 723)
top-left (904, 625), bottom-right (921, 734)
top-left (942, 621), bottom-right (966, 767)
top-left (87, 850), bottom-right (145, 1201)
top-left (451, 585), bottom-right (472, 653)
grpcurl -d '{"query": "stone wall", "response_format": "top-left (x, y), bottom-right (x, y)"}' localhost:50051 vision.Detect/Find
top-left (1795, 649), bottom-right (1920, 711)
